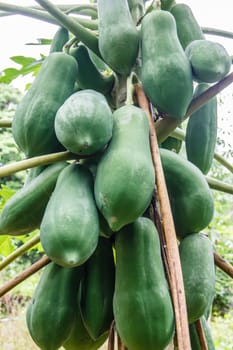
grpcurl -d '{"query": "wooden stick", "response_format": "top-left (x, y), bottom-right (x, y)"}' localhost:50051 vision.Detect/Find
top-left (214, 251), bottom-right (233, 278)
top-left (194, 319), bottom-right (208, 350)
top-left (135, 83), bottom-right (191, 350)
top-left (0, 255), bottom-right (50, 297)
top-left (108, 320), bottom-right (115, 350)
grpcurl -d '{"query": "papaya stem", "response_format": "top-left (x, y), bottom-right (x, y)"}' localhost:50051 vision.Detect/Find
top-left (171, 128), bottom-right (233, 175)
top-left (0, 151), bottom-right (77, 178)
top-left (156, 71), bottom-right (233, 143)
top-left (202, 27), bottom-right (233, 40)
top-left (214, 251), bottom-right (233, 279)
top-left (0, 234), bottom-right (40, 271)
top-left (135, 83), bottom-right (191, 350)
top-left (34, 0), bottom-right (100, 57)
top-left (0, 119), bottom-right (12, 128)
top-left (206, 176), bottom-right (233, 195)
top-left (194, 319), bottom-right (208, 350)
top-left (0, 255), bottom-right (50, 297)
top-left (125, 72), bottom-right (137, 106)
top-left (0, 3), bottom-right (98, 30)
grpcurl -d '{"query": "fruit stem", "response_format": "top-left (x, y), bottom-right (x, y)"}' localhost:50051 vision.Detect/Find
top-left (206, 176), bottom-right (233, 195)
top-left (202, 26), bottom-right (233, 39)
top-left (0, 233), bottom-right (40, 271)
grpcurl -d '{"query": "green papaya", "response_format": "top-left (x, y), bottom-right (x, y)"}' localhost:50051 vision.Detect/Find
top-left (127, 0), bottom-right (145, 22)
top-left (54, 89), bottom-right (113, 156)
top-left (170, 3), bottom-right (205, 49)
top-left (0, 162), bottom-right (67, 236)
top-left (113, 217), bottom-right (175, 350)
top-left (98, 0), bottom-right (139, 75)
top-left (70, 44), bottom-right (115, 95)
top-left (80, 237), bottom-right (115, 340)
top-left (63, 289), bottom-right (108, 350)
top-left (160, 0), bottom-right (175, 11)
top-left (94, 105), bottom-right (155, 232)
top-left (50, 26), bottom-right (69, 53)
top-left (24, 165), bottom-right (46, 186)
top-left (12, 52), bottom-right (78, 157)
top-left (160, 149), bottom-right (214, 237)
top-left (186, 83), bottom-right (217, 174)
top-left (189, 316), bottom-right (216, 350)
top-left (40, 163), bottom-right (99, 268)
top-left (179, 233), bottom-right (215, 324)
top-left (26, 262), bottom-right (82, 350)
top-left (141, 10), bottom-right (193, 120)
top-left (185, 40), bottom-right (231, 83)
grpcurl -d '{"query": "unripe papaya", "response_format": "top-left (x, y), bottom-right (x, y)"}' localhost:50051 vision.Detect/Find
top-left (141, 10), bottom-right (193, 120)
top-left (98, 0), bottom-right (139, 75)
top-left (49, 26), bottom-right (69, 53)
top-left (0, 162), bottom-right (67, 236)
top-left (26, 262), bottom-right (82, 350)
top-left (94, 105), bottom-right (155, 232)
top-left (12, 52), bottom-right (78, 157)
top-left (54, 89), bottom-right (113, 156)
top-left (113, 217), bottom-right (175, 350)
top-left (80, 237), bottom-right (115, 340)
top-left (179, 233), bottom-right (215, 324)
top-left (186, 83), bottom-right (217, 174)
top-left (170, 3), bottom-right (205, 49)
top-left (40, 163), bottom-right (99, 267)
top-left (160, 149), bottom-right (214, 237)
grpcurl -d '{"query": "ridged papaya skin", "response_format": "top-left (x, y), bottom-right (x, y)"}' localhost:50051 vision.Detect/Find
top-left (186, 83), bottom-right (217, 174)
top-left (49, 26), bottom-right (69, 53)
top-left (113, 217), bottom-right (175, 350)
top-left (160, 149), bottom-right (214, 237)
top-left (94, 105), bottom-right (155, 232)
top-left (40, 163), bottom-right (99, 268)
top-left (26, 262), bottom-right (82, 350)
top-left (141, 10), bottom-right (193, 120)
top-left (189, 316), bottom-right (216, 350)
top-left (98, 0), bottom-right (139, 75)
top-left (55, 89), bottom-right (113, 156)
top-left (0, 162), bottom-right (67, 236)
top-left (70, 45), bottom-right (115, 95)
top-left (179, 233), bottom-right (215, 324)
top-left (80, 237), bottom-right (115, 340)
top-left (12, 52), bottom-right (78, 157)
top-left (185, 40), bottom-right (231, 83)
top-left (170, 3), bottom-right (205, 49)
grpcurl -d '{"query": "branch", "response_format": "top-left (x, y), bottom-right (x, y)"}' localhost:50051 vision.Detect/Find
top-left (0, 3), bottom-right (98, 30)
top-left (0, 255), bottom-right (50, 297)
top-left (0, 119), bottom-right (12, 128)
top-left (156, 71), bottom-right (233, 143)
top-left (194, 319), bottom-right (208, 350)
top-left (202, 26), bottom-right (233, 40)
top-left (206, 176), bottom-right (233, 195)
top-left (214, 251), bottom-right (233, 278)
top-left (34, 0), bottom-right (100, 56)
top-left (135, 83), bottom-right (191, 350)
top-left (0, 234), bottom-right (40, 271)
top-left (0, 150), bottom-right (77, 178)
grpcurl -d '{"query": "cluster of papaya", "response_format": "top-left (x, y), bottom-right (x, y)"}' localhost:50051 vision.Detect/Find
top-left (0, 0), bottom-right (231, 349)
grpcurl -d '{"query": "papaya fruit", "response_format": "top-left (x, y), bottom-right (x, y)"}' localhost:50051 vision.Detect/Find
top-left (98, 0), bottom-right (139, 75)
top-left (49, 26), bottom-right (69, 53)
top-left (160, 149), bottom-right (214, 237)
top-left (54, 89), bottom-right (113, 156)
top-left (127, 0), bottom-right (145, 22)
top-left (70, 44), bottom-right (115, 95)
top-left (141, 10), bottom-right (193, 120)
top-left (94, 105), bottom-right (155, 232)
top-left (113, 217), bottom-right (175, 350)
top-left (170, 3), bottom-right (205, 49)
top-left (80, 236), bottom-right (115, 340)
top-left (26, 262), bottom-right (82, 350)
top-left (160, 0), bottom-right (175, 11)
top-left (185, 39), bottom-right (231, 83)
top-left (40, 163), bottom-right (99, 268)
top-left (12, 52), bottom-right (78, 157)
top-left (189, 316), bottom-right (216, 350)
top-left (186, 83), bottom-right (218, 174)
top-left (179, 233), bottom-right (215, 324)
top-left (0, 162), bottom-right (67, 236)
top-left (63, 287), bottom-right (108, 350)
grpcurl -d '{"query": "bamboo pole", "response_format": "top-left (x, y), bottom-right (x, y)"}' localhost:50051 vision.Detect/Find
top-left (214, 252), bottom-right (233, 279)
top-left (0, 255), bottom-right (50, 297)
top-left (135, 83), bottom-right (191, 350)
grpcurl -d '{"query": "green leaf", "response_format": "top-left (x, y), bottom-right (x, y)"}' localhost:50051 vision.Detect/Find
top-left (10, 55), bottom-right (36, 67)
top-left (0, 236), bottom-right (15, 256)
top-left (0, 185), bottom-right (16, 205)
top-left (0, 68), bottom-right (20, 84)
top-left (26, 38), bottom-right (52, 46)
